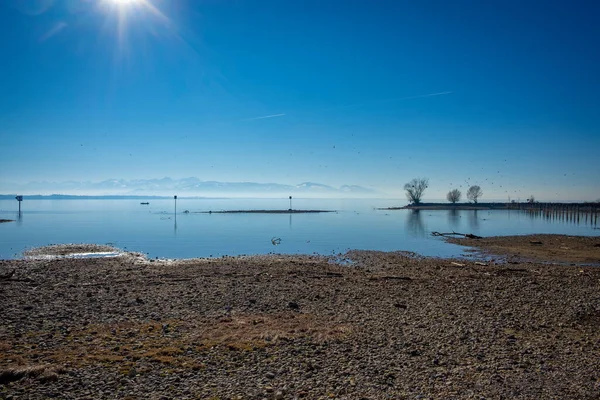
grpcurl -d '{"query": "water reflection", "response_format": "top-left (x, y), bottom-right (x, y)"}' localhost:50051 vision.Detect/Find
top-left (1, 198), bottom-right (598, 261)
top-left (406, 209), bottom-right (426, 237)
top-left (447, 208), bottom-right (459, 229)
top-left (523, 207), bottom-right (598, 227)
top-left (468, 209), bottom-right (479, 230)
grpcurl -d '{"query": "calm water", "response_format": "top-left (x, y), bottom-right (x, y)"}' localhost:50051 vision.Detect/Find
top-left (0, 198), bottom-right (598, 260)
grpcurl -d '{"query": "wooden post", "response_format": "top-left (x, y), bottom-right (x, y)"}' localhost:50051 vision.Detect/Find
top-left (174, 195), bottom-right (177, 215)
top-left (15, 195), bottom-right (23, 213)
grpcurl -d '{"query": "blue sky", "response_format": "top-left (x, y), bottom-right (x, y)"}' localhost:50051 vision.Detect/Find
top-left (1, 0), bottom-right (599, 200)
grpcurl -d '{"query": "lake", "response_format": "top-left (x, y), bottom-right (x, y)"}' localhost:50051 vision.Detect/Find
top-left (0, 198), bottom-right (598, 260)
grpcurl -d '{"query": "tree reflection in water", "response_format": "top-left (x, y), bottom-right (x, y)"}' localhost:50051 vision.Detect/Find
top-left (468, 209), bottom-right (480, 230)
top-left (406, 209), bottom-right (426, 237)
top-left (448, 208), bottom-right (460, 229)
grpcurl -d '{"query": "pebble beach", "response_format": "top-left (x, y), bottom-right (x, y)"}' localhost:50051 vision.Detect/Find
top-left (1, 235), bottom-right (600, 399)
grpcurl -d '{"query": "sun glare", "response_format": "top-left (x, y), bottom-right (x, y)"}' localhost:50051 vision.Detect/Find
top-left (110, 0), bottom-right (140, 5)
top-left (98, 0), bottom-right (173, 55)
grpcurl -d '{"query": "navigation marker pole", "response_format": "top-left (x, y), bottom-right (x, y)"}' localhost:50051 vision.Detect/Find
top-left (15, 195), bottom-right (23, 214)
top-left (174, 195), bottom-right (178, 234)
top-left (289, 196), bottom-right (292, 211)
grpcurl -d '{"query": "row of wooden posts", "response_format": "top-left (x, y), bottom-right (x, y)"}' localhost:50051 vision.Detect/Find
top-left (517, 202), bottom-right (599, 226)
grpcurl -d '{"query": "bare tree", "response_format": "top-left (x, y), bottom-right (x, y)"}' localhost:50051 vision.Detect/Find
top-left (447, 189), bottom-right (461, 204)
top-left (404, 178), bottom-right (429, 205)
top-left (466, 185), bottom-right (483, 203)
top-left (527, 195), bottom-right (535, 203)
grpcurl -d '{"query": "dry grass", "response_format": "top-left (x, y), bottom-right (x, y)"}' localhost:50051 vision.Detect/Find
top-left (0, 341), bottom-right (11, 352)
top-left (194, 313), bottom-right (352, 348)
top-left (0, 313), bottom-right (351, 374)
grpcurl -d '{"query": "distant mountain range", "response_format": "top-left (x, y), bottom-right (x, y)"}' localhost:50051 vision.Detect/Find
top-left (0, 177), bottom-right (381, 197)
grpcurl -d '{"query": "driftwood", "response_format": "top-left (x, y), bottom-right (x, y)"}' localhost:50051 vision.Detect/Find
top-left (432, 231), bottom-right (482, 239)
top-left (0, 269), bottom-right (15, 280)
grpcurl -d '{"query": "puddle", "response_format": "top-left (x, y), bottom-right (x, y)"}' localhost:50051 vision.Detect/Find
top-left (24, 251), bottom-right (125, 260)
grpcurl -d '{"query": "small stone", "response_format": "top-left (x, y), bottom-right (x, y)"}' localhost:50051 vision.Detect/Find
top-left (275, 391), bottom-right (284, 399)
top-left (266, 372), bottom-right (275, 379)
top-left (288, 302), bottom-right (300, 310)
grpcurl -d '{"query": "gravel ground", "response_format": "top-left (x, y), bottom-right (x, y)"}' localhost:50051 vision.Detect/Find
top-left (1, 237), bottom-right (600, 399)
top-left (448, 234), bottom-right (600, 264)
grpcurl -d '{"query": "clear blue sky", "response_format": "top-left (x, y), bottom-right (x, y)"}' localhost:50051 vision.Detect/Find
top-left (1, 0), bottom-right (599, 200)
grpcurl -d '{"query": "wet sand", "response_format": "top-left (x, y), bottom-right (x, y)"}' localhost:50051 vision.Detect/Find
top-left (1, 236), bottom-right (599, 399)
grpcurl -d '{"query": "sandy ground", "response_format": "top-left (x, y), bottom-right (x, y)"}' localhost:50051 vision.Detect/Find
top-left (1, 236), bottom-right (600, 399)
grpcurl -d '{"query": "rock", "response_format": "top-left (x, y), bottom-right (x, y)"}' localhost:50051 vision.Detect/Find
top-left (266, 372), bottom-right (275, 379)
top-left (288, 302), bottom-right (300, 310)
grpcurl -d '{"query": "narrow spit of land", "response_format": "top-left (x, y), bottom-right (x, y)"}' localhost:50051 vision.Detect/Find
top-left (381, 202), bottom-right (600, 212)
top-left (383, 204), bottom-right (499, 210)
top-left (1, 236), bottom-right (600, 399)
top-left (193, 210), bottom-right (334, 214)
top-left (0, 219), bottom-right (14, 223)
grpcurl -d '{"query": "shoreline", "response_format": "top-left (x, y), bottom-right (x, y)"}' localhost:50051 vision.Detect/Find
top-left (1, 235), bottom-right (599, 398)
top-left (446, 233), bottom-right (600, 264)
top-left (6, 233), bottom-right (600, 265)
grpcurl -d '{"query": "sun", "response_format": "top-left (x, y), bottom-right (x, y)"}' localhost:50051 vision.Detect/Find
top-left (103, 0), bottom-right (148, 11)
top-left (110, 0), bottom-right (141, 5)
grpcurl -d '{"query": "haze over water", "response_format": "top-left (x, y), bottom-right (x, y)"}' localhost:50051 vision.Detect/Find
top-left (1, 198), bottom-right (597, 260)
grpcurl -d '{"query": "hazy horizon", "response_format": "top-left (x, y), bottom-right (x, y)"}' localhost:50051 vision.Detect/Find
top-left (1, 176), bottom-right (598, 203)
top-left (1, 1), bottom-right (599, 202)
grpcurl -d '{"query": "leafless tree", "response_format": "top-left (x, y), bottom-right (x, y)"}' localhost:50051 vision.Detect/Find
top-left (404, 178), bottom-right (429, 205)
top-left (527, 195), bottom-right (536, 203)
top-left (446, 189), bottom-right (461, 204)
top-left (466, 185), bottom-right (483, 203)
